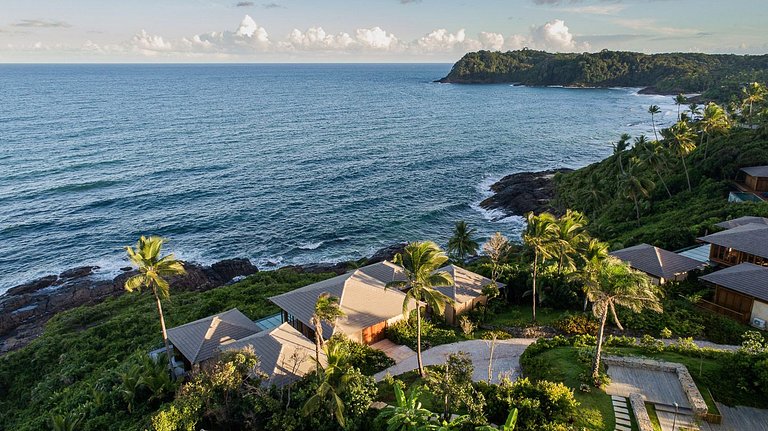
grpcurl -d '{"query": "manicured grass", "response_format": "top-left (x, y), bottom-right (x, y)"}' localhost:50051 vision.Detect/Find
top-left (524, 347), bottom-right (615, 430)
top-left (485, 305), bottom-right (569, 328)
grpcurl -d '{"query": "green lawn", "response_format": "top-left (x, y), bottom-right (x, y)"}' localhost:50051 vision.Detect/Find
top-left (645, 403), bottom-right (663, 431)
top-left (485, 305), bottom-right (570, 328)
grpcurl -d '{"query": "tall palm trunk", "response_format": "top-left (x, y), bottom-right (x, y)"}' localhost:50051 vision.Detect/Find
top-left (651, 115), bottom-right (658, 141)
top-left (313, 325), bottom-right (322, 376)
top-left (632, 194), bottom-right (641, 223)
top-left (592, 307), bottom-right (609, 385)
top-left (532, 252), bottom-right (538, 323)
top-left (153, 290), bottom-right (175, 376)
top-left (416, 305), bottom-right (425, 377)
top-left (654, 168), bottom-right (672, 197)
top-left (681, 156), bottom-right (692, 191)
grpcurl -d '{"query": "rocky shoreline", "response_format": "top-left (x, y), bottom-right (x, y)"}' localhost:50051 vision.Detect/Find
top-left (479, 168), bottom-right (571, 218)
top-left (0, 243), bottom-right (405, 355)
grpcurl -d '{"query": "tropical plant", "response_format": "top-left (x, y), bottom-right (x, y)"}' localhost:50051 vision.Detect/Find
top-left (310, 292), bottom-right (345, 374)
top-left (699, 102), bottom-right (731, 157)
top-left (482, 232), bottom-right (510, 285)
top-left (124, 236), bottom-right (186, 375)
top-left (426, 352), bottom-right (483, 422)
top-left (742, 82), bottom-right (767, 124)
top-left (573, 237), bottom-right (609, 311)
top-left (585, 257), bottom-right (662, 385)
top-left (648, 105), bottom-right (661, 141)
top-left (674, 93), bottom-right (687, 120)
top-left (481, 282), bottom-right (500, 320)
top-left (688, 102), bottom-right (702, 121)
top-left (377, 382), bottom-right (434, 431)
top-left (302, 341), bottom-right (352, 427)
top-left (668, 120), bottom-right (697, 191)
top-left (637, 136), bottom-right (672, 198)
top-left (550, 209), bottom-right (588, 274)
top-left (49, 412), bottom-right (83, 431)
top-left (387, 241), bottom-right (454, 377)
top-left (611, 133), bottom-right (632, 174)
top-left (523, 212), bottom-right (557, 323)
top-left (576, 172), bottom-right (609, 215)
top-left (447, 220), bottom-right (479, 263)
top-left (476, 409), bottom-right (518, 431)
top-left (617, 159), bottom-right (655, 222)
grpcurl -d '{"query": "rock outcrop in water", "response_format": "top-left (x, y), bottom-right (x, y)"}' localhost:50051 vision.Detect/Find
top-left (0, 259), bottom-right (258, 354)
top-left (479, 169), bottom-right (572, 217)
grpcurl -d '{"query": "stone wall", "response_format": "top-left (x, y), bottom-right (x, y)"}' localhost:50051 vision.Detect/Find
top-left (629, 393), bottom-right (654, 431)
top-left (604, 356), bottom-right (708, 416)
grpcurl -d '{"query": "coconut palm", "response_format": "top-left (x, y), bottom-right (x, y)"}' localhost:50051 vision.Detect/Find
top-left (574, 238), bottom-right (610, 311)
top-left (741, 82), bottom-right (767, 124)
top-left (637, 137), bottom-right (672, 198)
top-left (302, 341), bottom-right (351, 427)
top-left (674, 94), bottom-right (687, 120)
top-left (585, 257), bottom-right (662, 385)
top-left (648, 105), bottom-right (661, 141)
top-left (576, 172), bottom-right (609, 216)
top-left (387, 241), bottom-right (454, 377)
top-left (523, 212), bottom-right (557, 323)
top-left (310, 292), bottom-right (345, 374)
top-left (668, 120), bottom-right (697, 191)
top-left (612, 133), bottom-right (632, 175)
top-left (688, 102), bottom-right (702, 121)
top-left (447, 220), bottom-right (479, 264)
top-left (699, 102), bottom-right (730, 157)
top-left (618, 159), bottom-right (655, 223)
top-left (124, 236), bottom-right (186, 375)
top-left (551, 209), bottom-right (588, 275)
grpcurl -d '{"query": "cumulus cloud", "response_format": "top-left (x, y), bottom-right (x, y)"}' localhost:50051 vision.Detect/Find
top-left (12, 19), bottom-right (71, 28)
top-left (414, 28), bottom-right (481, 53)
top-left (478, 32), bottom-right (506, 51)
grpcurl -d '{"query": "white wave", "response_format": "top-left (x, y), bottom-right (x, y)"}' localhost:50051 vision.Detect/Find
top-left (297, 241), bottom-right (324, 250)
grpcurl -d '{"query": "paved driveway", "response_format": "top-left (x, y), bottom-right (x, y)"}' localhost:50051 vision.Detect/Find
top-left (373, 338), bottom-right (535, 383)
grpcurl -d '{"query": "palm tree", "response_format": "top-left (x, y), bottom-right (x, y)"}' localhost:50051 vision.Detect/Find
top-left (674, 94), bottom-right (687, 121)
top-left (699, 102), bottom-right (730, 157)
top-left (50, 412), bottom-right (83, 431)
top-left (688, 102), bottom-right (702, 121)
top-left (476, 409), bottom-right (518, 431)
top-left (551, 210), bottom-right (587, 275)
top-left (573, 238), bottom-right (609, 311)
top-left (741, 82), bottom-right (767, 125)
top-left (124, 236), bottom-right (186, 374)
top-left (637, 137), bottom-right (672, 198)
top-left (302, 341), bottom-right (351, 427)
top-left (585, 257), bottom-right (662, 385)
top-left (387, 241), bottom-right (454, 377)
top-left (482, 232), bottom-right (510, 286)
top-left (618, 159), bottom-right (655, 223)
top-left (668, 120), bottom-right (697, 191)
top-left (447, 220), bottom-right (479, 264)
top-left (523, 212), bottom-right (557, 323)
top-left (310, 292), bottom-right (345, 375)
top-left (577, 172), bottom-right (609, 216)
top-left (648, 105), bottom-right (661, 141)
top-left (612, 133), bottom-right (632, 175)
top-left (377, 382), bottom-right (435, 431)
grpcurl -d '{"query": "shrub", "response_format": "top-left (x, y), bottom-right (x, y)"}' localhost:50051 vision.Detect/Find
top-left (459, 316), bottom-right (477, 337)
top-left (329, 334), bottom-right (395, 375)
top-left (640, 334), bottom-right (665, 353)
top-left (480, 330), bottom-right (512, 340)
top-left (478, 377), bottom-right (578, 431)
top-left (605, 335), bottom-right (636, 347)
top-left (553, 314), bottom-right (598, 336)
top-left (385, 316), bottom-right (462, 350)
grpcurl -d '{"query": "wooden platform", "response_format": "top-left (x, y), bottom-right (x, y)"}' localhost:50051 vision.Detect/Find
top-left (606, 366), bottom-right (690, 408)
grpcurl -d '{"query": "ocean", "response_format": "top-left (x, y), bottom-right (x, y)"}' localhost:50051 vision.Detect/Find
top-left (0, 63), bottom-right (680, 293)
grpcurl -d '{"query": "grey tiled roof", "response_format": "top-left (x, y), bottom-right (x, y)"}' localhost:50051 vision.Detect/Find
top-left (433, 265), bottom-right (500, 304)
top-left (700, 263), bottom-right (768, 302)
top-left (222, 322), bottom-right (322, 387)
top-left (698, 223), bottom-right (768, 259)
top-left (714, 216), bottom-right (768, 230)
top-left (741, 166), bottom-right (768, 178)
top-left (269, 261), bottom-right (415, 338)
top-left (166, 308), bottom-right (260, 364)
top-left (610, 243), bottom-right (704, 280)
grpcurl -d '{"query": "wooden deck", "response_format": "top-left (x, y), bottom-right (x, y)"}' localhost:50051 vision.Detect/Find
top-left (605, 366), bottom-right (690, 408)
top-left (700, 403), bottom-right (768, 431)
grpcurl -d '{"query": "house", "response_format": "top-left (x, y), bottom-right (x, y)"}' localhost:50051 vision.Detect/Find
top-left (738, 166), bottom-right (768, 192)
top-left (610, 243), bottom-right (705, 284)
top-left (434, 265), bottom-right (501, 325)
top-left (700, 263), bottom-right (768, 327)
top-left (269, 261), bottom-right (417, 345)
top-left (221, 322), bottom-right (325, 387)
top-left (166, 308), bottom-right (261, 367)
top-left (714, 216), bottom-right (768, 230)
top-left (698, 223), bottom-right (768, 267)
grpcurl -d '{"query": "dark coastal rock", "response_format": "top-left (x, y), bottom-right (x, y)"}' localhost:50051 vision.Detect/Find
top-left (479, 169), bottom-right (572, 218)
top-left (0, 258), bottom-right (260, 354)
top-left (366, 242), bottom-right (407, 264)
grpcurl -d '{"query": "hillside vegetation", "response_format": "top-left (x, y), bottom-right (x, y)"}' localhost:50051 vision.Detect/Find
top-left (554, 83), bottom-right (768, 250)
top-left (440, 49), bottom-right (768, 99)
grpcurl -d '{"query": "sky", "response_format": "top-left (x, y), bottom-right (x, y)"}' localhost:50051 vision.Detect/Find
top-left (1, 0), bottom-right (767, 62)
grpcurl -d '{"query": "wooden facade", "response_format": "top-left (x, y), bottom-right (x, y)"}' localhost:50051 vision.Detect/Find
top-left (712, 285), bottom-right (754, 323)
top-left (744, 172), bottom-right (768, 192)
top-left (709, 244), bottom-right (768, 267)
top-left (282, 310), bottom-right (389, 345)
top-left (362, 321), bottom-right (387, 344)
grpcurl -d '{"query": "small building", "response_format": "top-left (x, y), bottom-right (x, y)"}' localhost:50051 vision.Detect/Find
top-left (166, 308), bottom-right (261, 367)
top-left (739, 166), bottom-right (768, 192)
top-left (698, 223), bottom-right (768, 267)
top-left (221, 322), bottom-right (324, 387)
top-left (434, 265), bottom-right (501, 325)
top-left (269, 261), bottom-right (417, 345)
top-left (715, 216), bottom-right (768, 230)
top-left (700, 263), bottom-right (768, 327)
top-left (610, 243), bottom-right (705, 284)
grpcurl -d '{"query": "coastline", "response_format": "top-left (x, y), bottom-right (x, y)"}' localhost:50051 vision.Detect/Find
top-left (478, 168), bottom-right (570, 218)
top-left (0, 243), bottom-right (404, 355)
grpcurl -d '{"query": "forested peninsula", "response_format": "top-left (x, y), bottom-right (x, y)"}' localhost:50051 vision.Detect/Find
top-left (438, 49), bottom-right (768, 99)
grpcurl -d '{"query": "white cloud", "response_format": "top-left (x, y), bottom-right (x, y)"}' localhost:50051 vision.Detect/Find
top-left (478, 32), bottom-right (505, 51)
top-left (131, 30), bottom-right (173, 54)
top-left (414, 28), bottom-right (480, 53)
top-left (284, 27), bottom-right (355, 50)
top-left (530, 19), bottom-right (589, 52)
top-left (355, 27), bottom-right (400, 50)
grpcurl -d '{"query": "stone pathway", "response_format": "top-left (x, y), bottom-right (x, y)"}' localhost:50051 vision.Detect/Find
top-left (373, 338), bottom-right (535, 383)
top-left (370, 339), bottom-right (416, 363)
top-left (612, 395), bottom-right (633, 431)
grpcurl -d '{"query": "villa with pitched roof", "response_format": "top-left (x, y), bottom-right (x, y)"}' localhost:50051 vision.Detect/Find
top-left (435, 265), bottom-right (500, 325)
top-left (739, 166), bottom-right (768, 192)
top-left (699, 223), bottom-right (768, 267)
top-left (610, 243), bottom-right (705, 285)
top-left (700, 263), bottom-right (768, 327)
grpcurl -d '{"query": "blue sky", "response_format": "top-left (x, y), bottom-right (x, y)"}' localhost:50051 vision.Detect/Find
top-left (1, 0), bottom-right (766, 62)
